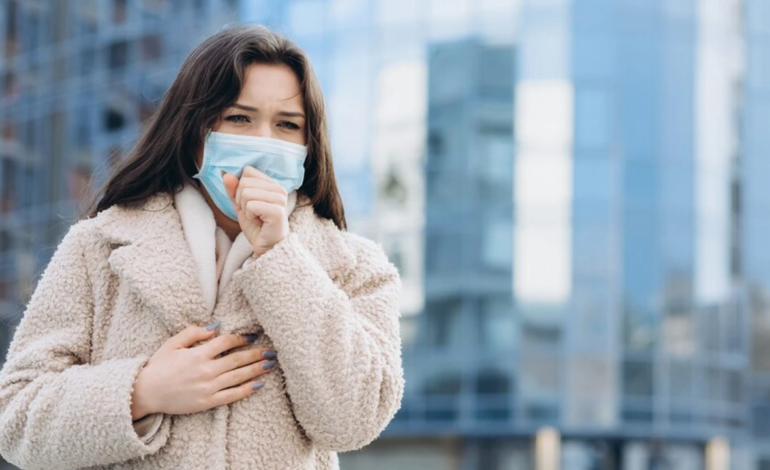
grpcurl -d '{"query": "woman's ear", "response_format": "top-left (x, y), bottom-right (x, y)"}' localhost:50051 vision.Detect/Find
top-left (211, 115), bottom-right (222, 132)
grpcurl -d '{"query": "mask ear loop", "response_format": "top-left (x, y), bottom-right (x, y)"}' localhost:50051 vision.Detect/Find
top-left (199, 128), bottom-right (215, 171)
top-left (193, 128), bottom-right (213, 175)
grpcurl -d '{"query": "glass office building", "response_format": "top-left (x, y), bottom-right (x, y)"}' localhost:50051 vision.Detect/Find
top-left (2, 0), bottom-right (770, 469)
top-left (252, 0), bottom-right (769, 468)
top-left (0, 0), bottom-right (243, 350)
top-left (743, 0), bottom-right (770, 468)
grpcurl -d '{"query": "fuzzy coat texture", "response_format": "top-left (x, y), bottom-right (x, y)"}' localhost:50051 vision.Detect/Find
top-left (0, 191), bottom-right (404, 470)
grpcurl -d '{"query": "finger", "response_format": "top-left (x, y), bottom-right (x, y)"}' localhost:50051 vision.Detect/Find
top-left (241, 167), bottom-right (289, 193)
top-left (235, 175), bottom-right (286, 194)
top-left (210, 380), bottom-right (267, 407)
top-left (238, 188), bottom-right (286, 208)
top-left (235, 177), bottom-right (286, 207)
top-left (223, 172), bottom-right (240, 205)
top-left (241, 166), bottom-right (273, 181)
top-left (199, 334), bottom-right (250, 358)
top-left (214, 358), bottom-right (277, 390)
top-left (211, 347), bottom-right (272, 375)
top-left (165, 324), bottom-right (218, 350)
top-left (244, 200), bottom-right (284, 223)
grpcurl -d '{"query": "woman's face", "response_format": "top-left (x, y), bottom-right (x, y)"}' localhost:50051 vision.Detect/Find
top-left (210, 62), bottom-right (306, 146)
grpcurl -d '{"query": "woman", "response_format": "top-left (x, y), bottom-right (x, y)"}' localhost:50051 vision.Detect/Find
top-left (0, 25), bottom-right (403, 470)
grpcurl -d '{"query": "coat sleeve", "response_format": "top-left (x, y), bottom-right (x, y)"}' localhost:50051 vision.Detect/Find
top-left (234, 231), bottom-right (404, 452)
top-left (0, 222), bottom-right (170, 470)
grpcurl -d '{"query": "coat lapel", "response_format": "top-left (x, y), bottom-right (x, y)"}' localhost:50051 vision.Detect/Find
top-left (92, 192), bottom-right (357, 336)
top-left (93, 192), bottom-right (211, 335)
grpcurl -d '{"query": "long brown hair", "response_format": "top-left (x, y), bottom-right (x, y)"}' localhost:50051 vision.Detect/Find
top-left (85, 25), bottom-right (346, 230)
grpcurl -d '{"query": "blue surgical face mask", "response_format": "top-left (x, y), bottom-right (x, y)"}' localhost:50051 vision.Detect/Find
top-left (193, 131), bottom-right (307, 220)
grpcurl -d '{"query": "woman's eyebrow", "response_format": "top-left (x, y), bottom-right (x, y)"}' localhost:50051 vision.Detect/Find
top-left (277, 111), bottom-right (305, 119)
top-left (232, 103), bottom-right (258, 112)
top-left (230, 103), bottom-right (304, 119)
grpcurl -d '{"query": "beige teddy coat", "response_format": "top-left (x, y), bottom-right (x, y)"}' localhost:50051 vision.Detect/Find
top-left (0, 192), bottom-right (404, 469)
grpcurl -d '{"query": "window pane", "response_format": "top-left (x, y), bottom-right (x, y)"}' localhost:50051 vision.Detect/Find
top-left (424, 297), bottom-right (462, 348)
top-left (482, 219), bottom-right (513, 271)
top-left (623, 360), bottom-right (653, 397)
top-left (575, 88), bottom-right (611, 149)
top-left (520, 354), bottom-right (560, 396)
top-left (479, 133), bottom-right (513, 198)
top-left (478, 295), bottom-right (515, 349)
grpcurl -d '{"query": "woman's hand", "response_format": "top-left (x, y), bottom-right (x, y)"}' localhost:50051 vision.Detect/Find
top-left (223, 166), bottom-right (290, 257)
top-left (130, 324), bottom-right (277, 420)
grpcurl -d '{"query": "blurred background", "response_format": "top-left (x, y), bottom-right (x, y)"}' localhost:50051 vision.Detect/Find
top-left (0, 0), bottom-right (768, 469)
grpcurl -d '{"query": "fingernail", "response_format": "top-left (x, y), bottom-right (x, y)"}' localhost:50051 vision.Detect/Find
top-left (263, 350), bottom-right (277, 359)
top-left (252, 381), bottom-right (265, 391)
top-left (205, 320), bottom-right (221, 331)
top-left (262, 360), bottom-right (277, 370)
top-left (244, 333), bottom-right (259, 343)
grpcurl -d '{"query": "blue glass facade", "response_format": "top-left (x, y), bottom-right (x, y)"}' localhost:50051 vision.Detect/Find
top-left (249, 1), bottom-right (761, 467)
top-left (1, 0), bottom-right (770, 468)
top-left (744, 1), bottom-right (770, 467)
top-left (0, 0), bottom-right (242, 356)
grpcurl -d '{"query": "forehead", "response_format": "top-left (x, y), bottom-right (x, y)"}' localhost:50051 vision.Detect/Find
top-left (237, 63), bottom-right (303, 108)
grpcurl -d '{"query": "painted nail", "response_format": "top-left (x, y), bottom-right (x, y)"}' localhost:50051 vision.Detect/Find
top-left (251, 381), bottom-right (265, 391)
top-left (262, 360), bottom-right (277, 370)
top-left (205, 320), bottom-right (221, 331)
top-left (263, 350), bottom-right (277, 359)
top-left (244, 334), bottom-right (259, 343)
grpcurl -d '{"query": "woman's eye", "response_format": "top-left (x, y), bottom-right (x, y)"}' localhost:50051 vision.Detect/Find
top-left (278, 121), bottom-right (300, 130)
top-left (225, 115), bottom-right (250, 124)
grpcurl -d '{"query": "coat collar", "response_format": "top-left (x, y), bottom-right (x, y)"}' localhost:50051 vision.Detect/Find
top-left (92, 191), bottom-right (355, 334)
